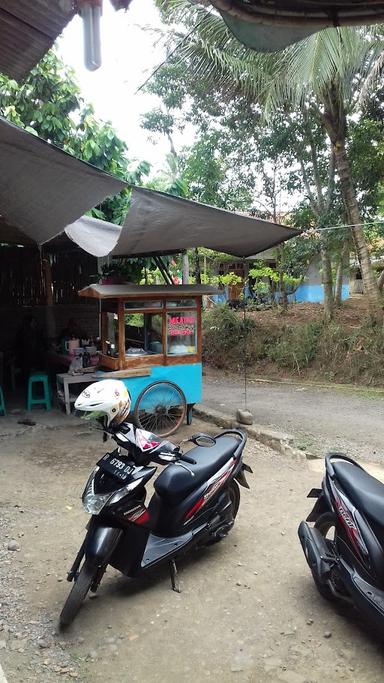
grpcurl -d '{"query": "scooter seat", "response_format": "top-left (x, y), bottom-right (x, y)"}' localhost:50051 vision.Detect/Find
top-left (154, 436), bottom-right (239, 506)
top-left (333, 461), bottom-right (384, 528)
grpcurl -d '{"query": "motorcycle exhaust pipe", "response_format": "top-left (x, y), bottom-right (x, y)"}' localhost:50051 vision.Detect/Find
top-left (298, 521), bottom-right (334, 584)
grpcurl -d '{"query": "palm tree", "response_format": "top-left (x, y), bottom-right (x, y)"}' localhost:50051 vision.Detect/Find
top-left (157, 1), bottom-right (383, 314)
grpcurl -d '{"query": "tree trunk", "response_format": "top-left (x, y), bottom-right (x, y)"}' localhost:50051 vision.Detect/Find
top-left (182, 253), bottom-right (189, 284)
top-left (334, 143), bottom-right (380, 309)
top-left (322, 89), bottom-right (381, 318)
top-left (320, 241), bottom-right (334, 321)
top-left (194, 247), bottom-right (201, 284)
top-left (334, 241), bottom-right (349, 307)
top-left (378, 269), bottom-right (384, 292)
top-left (276, 245), bottom-right (288, 311)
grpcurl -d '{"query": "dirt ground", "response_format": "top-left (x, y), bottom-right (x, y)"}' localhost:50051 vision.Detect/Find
top-left (1, 415), bottom-right (384, 682)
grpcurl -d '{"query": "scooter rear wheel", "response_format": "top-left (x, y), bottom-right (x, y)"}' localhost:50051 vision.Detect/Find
top-left (204, 481), bottom-right (240, 546)
top-left (229, 480), bottom-right (240, 518)
top-left (59, 560), bottom-right (98, 629)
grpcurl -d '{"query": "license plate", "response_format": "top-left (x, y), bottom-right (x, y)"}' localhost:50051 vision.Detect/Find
top-left (97, 452), bottom-right (133, 482)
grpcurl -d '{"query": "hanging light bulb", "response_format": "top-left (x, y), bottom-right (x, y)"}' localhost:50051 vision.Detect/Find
top-left (78, 0), bottom-right (102, 71)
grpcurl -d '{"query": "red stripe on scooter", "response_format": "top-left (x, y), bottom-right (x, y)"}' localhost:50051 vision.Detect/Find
top-left (185, 497), bottom-right (205, 521)
top-left (133, 510), bottom-right (150, 525)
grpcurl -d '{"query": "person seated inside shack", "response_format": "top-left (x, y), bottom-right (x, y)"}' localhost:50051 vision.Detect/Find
top-left (14, 315), bottom-right (47, 384)
top-left (59, 318), bottom-right (81, 345)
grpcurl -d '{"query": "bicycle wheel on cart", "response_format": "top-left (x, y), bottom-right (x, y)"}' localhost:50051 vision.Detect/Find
top-left (134, 380), bottom-right (187, 437)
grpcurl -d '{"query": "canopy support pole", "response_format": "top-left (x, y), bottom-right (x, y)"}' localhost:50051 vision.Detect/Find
top-left (154, 255), bottom-right (174, 285)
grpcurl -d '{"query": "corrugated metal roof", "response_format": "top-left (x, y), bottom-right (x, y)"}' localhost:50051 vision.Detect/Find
top-left (0, 1), bottom-right (75, 81)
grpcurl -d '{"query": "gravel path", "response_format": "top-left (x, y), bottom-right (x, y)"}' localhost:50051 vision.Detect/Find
top-left (203, 371), bottom-right (384, 461)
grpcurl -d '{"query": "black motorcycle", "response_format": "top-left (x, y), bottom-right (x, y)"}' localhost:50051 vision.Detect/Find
top-left (299, 452), bottom-right (384, 630)
top-left (59, 423), bottom-right (251, 628)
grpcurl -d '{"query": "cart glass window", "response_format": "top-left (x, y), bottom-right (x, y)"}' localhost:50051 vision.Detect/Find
top-left (124, 300), bottom-right (162, 310)
top-left (105, 312), bottom-right (119, 357)
top-left (125, 312), bottom-right (163, 356)
top-left (166, 311), bottom-right (197, 355)
top-left (166, 299), bottom-right (197, 308)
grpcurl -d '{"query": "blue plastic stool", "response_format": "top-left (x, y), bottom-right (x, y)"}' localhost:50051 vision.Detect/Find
top-left (27, 372), bottom-right (52, 411)
top-left (0, 385), bottom-right (6, 415)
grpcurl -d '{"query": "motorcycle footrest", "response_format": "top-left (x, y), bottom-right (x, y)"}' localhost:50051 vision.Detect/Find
top-left (350, 571), bottom-right (384, 617)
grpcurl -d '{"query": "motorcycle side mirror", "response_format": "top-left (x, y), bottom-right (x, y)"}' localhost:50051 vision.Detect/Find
top-left (190, 433), bottom-right (216, 447)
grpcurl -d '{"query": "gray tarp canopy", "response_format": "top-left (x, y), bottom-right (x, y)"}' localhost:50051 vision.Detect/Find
top-left (0, 116), bottom-right (127, 246)
top-left (0, 115), bottom-right (298, 259)
top-left (66, 186), bottom-right (299, 258)
top-left (207, 0), bottom-right (384, 51)
top-left (65, 215), bottom-right (121, 257)
top-left (78, 284), bottom-right (219, 299)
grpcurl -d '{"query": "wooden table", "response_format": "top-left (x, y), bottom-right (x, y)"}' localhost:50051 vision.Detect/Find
top-left (56, 372), bottom-right (97, 416)
top-left (56, 367), bottom-right (151, 416)
top-left (56, 365), bottom-right (152, 415)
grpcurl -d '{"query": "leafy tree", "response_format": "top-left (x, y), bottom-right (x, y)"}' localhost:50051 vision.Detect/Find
top-left (0, 51), bottom-right (150, 224)
top-left (142, 52), bottom-right (345, 316)
top-left (156, 2), bottom-right (384, 316)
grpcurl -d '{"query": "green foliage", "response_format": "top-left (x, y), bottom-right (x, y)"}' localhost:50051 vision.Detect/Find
top-left (315, 323), bottom-right (384, 384)
top-left (201, 271), bottom-right (243, 287)
top-left (152, 4), bottom-right (384, 305)
top-left (125, 313), bottom-right (144, 328)
top-left (145, 153), bottom-right (188, 198)
top-left (99, 259), bottom-right (151, 283)
top-left (267, 322), bottom-right (323, 371)
top-left (0, 52), bottom-right (81, 145)
top-left (202, 305), bottom-right (267, 369)
top-left (201, 309), bottom-right (384, 386)
top-left (0, 51), bottom-right (150, 224)
top-left (179, 131), bottom-right (253, 209)
top-left (348, 116), bottom-right (384, 218)
top-left (249, 265), bottom-right (301, 288)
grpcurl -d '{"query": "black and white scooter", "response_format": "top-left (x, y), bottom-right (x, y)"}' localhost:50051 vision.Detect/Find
top-left (299, 452), bottom-right (384, 631)
top-left (59, 422), bottom-right (251, 628)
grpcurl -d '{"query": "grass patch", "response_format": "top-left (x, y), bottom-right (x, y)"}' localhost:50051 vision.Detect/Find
top-left (202, 306), bottom-right (384, 387)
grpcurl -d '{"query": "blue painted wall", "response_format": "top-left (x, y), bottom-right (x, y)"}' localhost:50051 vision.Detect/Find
top-left (120, 363), bottom-right (203, 408)
top-left (288, 283), bottom-right (349, 303)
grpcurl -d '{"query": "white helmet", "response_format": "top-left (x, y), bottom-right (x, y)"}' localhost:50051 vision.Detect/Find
top-left (75, 379), bottom-right (131, 427)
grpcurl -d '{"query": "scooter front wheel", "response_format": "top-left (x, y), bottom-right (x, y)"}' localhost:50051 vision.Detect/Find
top-left (59, 560), bottom-right (98, 629)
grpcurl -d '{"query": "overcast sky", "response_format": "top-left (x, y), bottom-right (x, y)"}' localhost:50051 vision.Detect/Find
top-left (56, 1), bottom-right (297, 211)
top-left (58, 0), bottom-right (185, 172)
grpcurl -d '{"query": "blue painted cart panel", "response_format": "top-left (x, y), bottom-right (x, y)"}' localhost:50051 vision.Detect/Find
top-left (121, 363), bottom-right (202, 408)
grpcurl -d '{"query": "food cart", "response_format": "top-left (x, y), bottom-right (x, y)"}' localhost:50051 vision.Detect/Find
top-left (77, 283), bottom-right (218, 436)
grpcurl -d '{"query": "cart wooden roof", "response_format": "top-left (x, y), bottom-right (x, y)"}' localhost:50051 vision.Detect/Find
top-left (78, 284), bottom-right (220, 299)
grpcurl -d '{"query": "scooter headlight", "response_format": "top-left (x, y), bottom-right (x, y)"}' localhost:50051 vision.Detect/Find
top-left (81, 467), bottom-right (143, 514)
top-left (83, 490), bottom-right (112, 515)
top-left (82, 467), bottom-right (112, 515)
